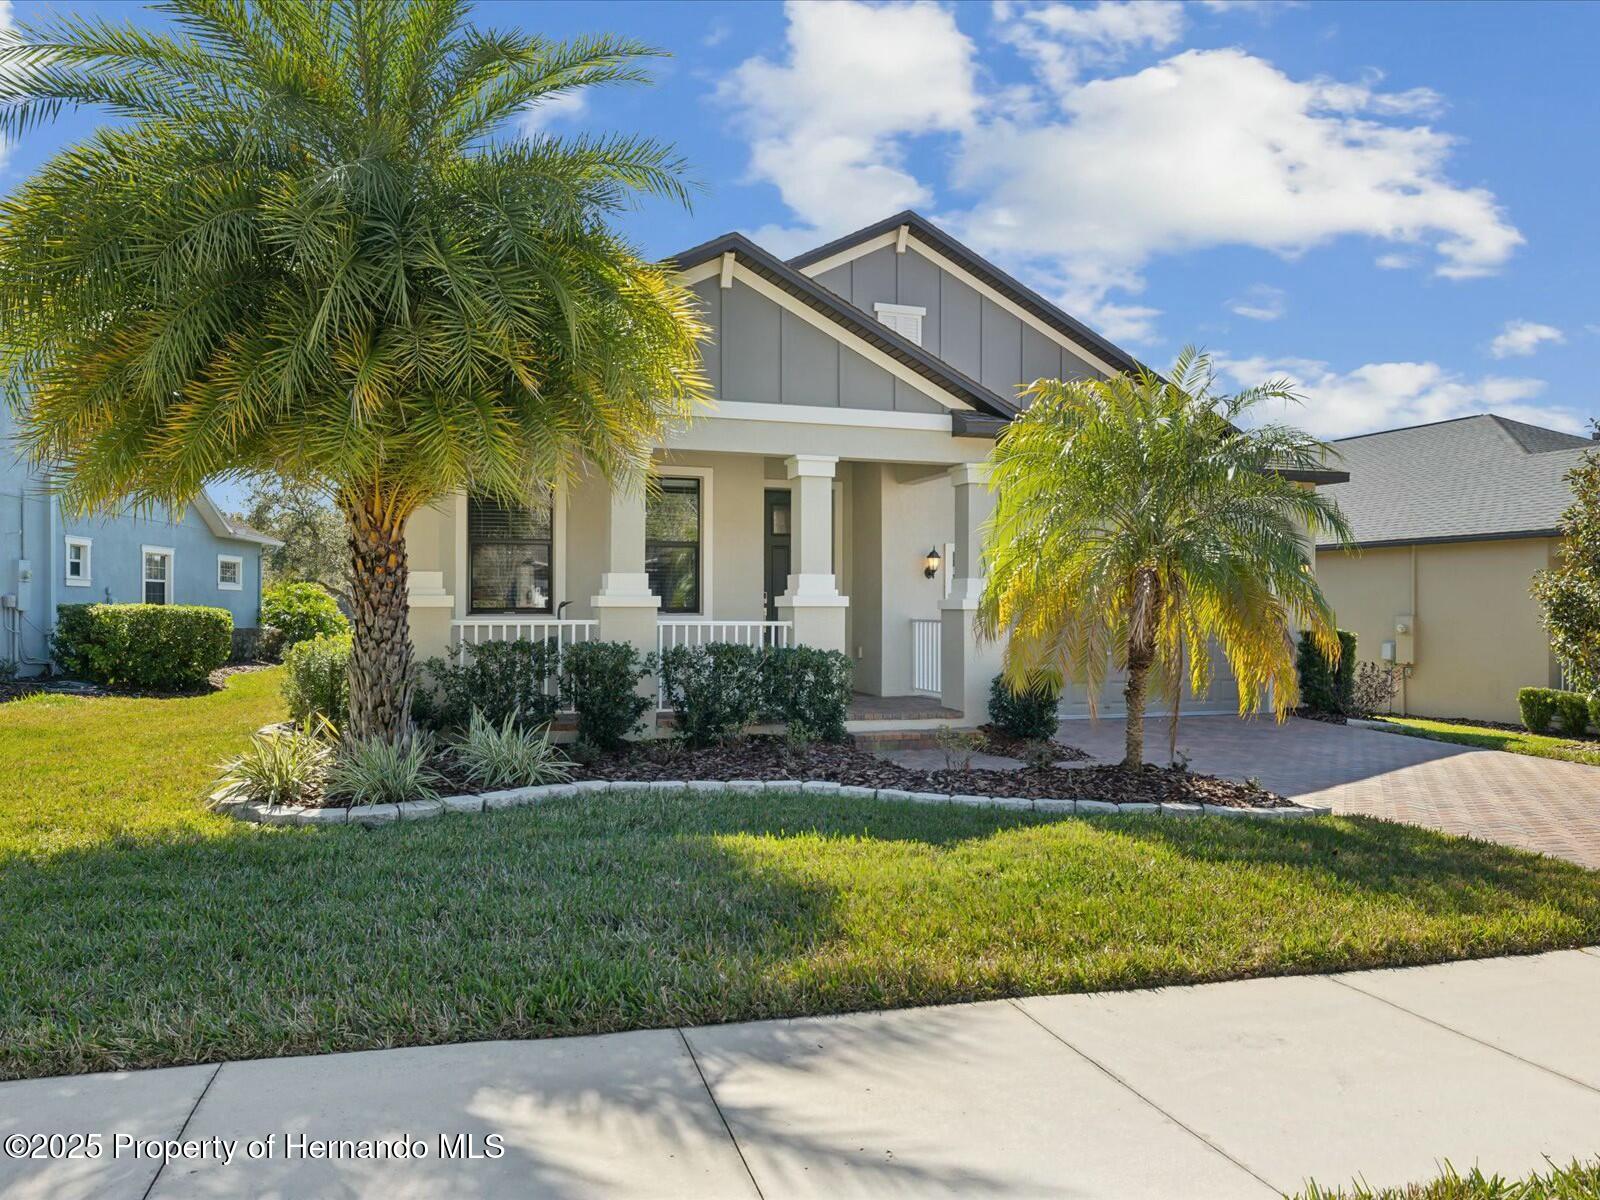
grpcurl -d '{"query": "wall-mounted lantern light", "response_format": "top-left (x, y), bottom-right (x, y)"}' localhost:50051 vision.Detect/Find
top-left (924, 546), bottom-right (942, 579)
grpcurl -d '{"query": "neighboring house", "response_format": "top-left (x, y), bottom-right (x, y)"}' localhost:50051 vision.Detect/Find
top-left (1316, 414), bottom-right (1594, 723)
top-left (1, 403), bottom-right (280, 675)
top-left (404, 211), bottom-right (1339, 730)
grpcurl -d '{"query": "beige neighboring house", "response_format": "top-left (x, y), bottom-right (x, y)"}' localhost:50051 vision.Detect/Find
top-left (1316, 414), bottom-right (1594, 724)
top-left (403, 211), bottom-right (1340, 733)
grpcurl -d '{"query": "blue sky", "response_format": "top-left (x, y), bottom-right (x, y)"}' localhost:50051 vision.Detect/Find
top-left (4, 0), bottom-right (1597, 450)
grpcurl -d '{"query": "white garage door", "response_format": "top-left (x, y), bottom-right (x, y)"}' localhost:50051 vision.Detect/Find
top-left (1058, 641), bottom-right (1242, 719)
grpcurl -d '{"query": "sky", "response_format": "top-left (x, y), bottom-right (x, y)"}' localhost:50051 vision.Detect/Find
top-left (3, 0), bottom-right (1598, 455)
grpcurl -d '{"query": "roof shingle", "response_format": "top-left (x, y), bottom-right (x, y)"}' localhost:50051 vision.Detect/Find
top-left (1318, 414), bottom-right (1592, 549)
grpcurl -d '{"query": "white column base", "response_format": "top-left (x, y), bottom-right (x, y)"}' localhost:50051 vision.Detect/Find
top-left (940, 588), bottom-right (1002, 722)
top-left (777, 596), bottom-right (850, 655)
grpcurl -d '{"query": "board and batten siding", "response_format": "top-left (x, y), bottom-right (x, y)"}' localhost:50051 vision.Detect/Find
top-left (812, 244), bottom-right (1103, 401)
top-left (689, 276), bottom-right (946, 416)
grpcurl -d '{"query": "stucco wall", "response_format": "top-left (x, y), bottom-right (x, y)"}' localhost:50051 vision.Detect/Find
top-left (814, 245), bottom-right (1103, 398)
top-left (1316, 537), bottom-right (1561, 723)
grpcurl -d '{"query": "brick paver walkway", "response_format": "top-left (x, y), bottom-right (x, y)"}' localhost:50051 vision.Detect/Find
top-left (1058, 715), bottom-right (1600, 868)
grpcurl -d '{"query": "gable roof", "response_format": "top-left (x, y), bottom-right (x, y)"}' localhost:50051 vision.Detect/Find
top-left (667, 231), bottom-right (1018, 434)
top-left (193, 489), bottom-right (283, 546)
top-left (1317, 414), bottom-right (1592, 550)
top-left (788, 211), bottom-right (1147, 378)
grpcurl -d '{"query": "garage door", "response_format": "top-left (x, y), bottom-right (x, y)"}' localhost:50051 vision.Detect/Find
top-left (1058, 641), bottom-right (1242, 719)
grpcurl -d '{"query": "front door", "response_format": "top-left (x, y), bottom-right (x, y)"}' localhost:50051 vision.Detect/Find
top-left (763, 489), bottom-right (791, 622)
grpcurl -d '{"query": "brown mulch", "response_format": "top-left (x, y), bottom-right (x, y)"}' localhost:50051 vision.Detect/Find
top-left (976, 724), bottom-right (1090, 761)
top-left (558, 735), bottom-right (1285, 808)
top-left (0, 679), bottom-right (48, 705)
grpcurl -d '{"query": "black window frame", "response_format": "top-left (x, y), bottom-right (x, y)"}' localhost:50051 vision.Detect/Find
top-left (647, 477), bottom-right (702, 615)
top-left (468, 493), bottom-right (555, 615)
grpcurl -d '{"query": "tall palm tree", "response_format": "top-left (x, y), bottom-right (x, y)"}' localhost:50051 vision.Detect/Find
top-left (976, 349), bottom-right (1351, 768)
top-left (0, 0), bottom-right (708, 742)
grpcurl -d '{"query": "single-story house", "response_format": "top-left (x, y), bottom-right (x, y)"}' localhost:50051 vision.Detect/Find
top-left (404, 211), bottom-right (1342, 732)
top-left (1315, 413), bottom-right (1594, 723)
top-left (1, 403), bottom-right (281, 674)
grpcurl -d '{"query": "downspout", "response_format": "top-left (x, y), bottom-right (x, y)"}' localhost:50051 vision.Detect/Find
top-left (1404, 543), bottom-right (1417, 716)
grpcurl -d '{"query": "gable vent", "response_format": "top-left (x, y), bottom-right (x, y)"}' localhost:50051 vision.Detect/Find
top-left (873, 302), bottom-right (926, 347)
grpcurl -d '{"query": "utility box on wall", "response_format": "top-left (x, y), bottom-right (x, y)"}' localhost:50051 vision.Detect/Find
top-left (1392, 613), bottom-right (1415, 665)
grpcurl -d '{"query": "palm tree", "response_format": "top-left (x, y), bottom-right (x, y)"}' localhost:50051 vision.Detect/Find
top-left (0, 0), bottom-right (708, 742)
top-left (976, 349), bottom-right (1351, 768)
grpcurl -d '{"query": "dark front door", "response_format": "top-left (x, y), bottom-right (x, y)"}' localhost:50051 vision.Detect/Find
top-left (764, 489), bottom-right (791, 622)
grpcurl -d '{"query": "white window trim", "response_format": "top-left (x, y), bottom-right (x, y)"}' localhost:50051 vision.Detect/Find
top-left (650, 464), bottom-right (713, 618)
top-left (141, 545), bottom-right (175, 606)
top-left (217, 553), bottom-right (243, 591)
top-left (64, 535), bottom-right (92, 587)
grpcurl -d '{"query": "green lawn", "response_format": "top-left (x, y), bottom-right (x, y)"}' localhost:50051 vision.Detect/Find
top-left (4, 670), bottom-right (1600, 1082)
top-left (1372, 715), bottom-right (1600, 767)
top-left (1295, 1157), bottom-right (1600, 1198)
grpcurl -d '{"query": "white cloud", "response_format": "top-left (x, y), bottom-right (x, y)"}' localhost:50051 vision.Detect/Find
top-left (1215, 353), bottom-right (1579, 439)
top-left (997, 1), bottom-right (1185, 97)
top-left (719, 0), bottom-right (979, 251)
top-left (1228, 284), bottom-right (1287, 321)
top-left (1489, 319), bottom-right (1565, 359)
top-left (720, 5), bottom-right (1522, 347)
top-left (955, 48), bottom-right (1521, 341)
top-left (1374, 252), bottom-right (1415, 270)
top-left (517, 88), bottom-right (587, 136)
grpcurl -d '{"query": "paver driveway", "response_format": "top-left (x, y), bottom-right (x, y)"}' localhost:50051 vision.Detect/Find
top-left (1059, 714), bottom-right (1600, 868)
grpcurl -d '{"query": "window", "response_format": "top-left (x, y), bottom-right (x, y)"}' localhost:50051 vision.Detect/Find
top-left (142, 547), bottom-right (173, 605)
top-left (468, 493), bottom-right (553, 613)
top-left (647, 477), bottom-right (702, 614)
top-left (217, 555), bottom-right (242, 591)
top-left (874, 302), bottom-right (926, 347)
top-left (64, 536), bottom-right (92, 587)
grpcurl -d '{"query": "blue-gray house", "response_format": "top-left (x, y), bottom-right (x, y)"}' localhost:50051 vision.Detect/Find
top-left (1, 404), bottom-right (280, 674)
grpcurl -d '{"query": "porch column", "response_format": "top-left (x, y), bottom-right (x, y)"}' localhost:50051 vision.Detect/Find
top-left (940, 462), bottom-right (1003, 722)
top-left (776, 454), bottom-right (848, 654)
top-left (590, 480), bottom-right (660, 720)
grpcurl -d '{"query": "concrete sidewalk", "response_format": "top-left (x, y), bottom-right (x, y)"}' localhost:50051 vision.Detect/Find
top-left (5, 950), bottom-right (1600, 1199)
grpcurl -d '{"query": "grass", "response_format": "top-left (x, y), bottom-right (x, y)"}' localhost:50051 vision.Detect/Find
top-left (1373, 715), bottom-right (1600, 767)
top-left (1294, 1157), bottom-right (1600, 1198)
top-left (4, 670), bottom-right (1600, 1082)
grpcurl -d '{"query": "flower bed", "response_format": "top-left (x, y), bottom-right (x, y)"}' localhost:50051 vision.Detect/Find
top-left (213, 730), bottom-right (1318, 826)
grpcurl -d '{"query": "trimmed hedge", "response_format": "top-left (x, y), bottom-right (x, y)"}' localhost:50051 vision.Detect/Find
top-left (1296, 630), bottom-right (1357, 715)
top-left (282, 632), bottom-right (352, 727)
top-left (53, 603), bottom-right (232, 690)
top-left (658, 642), bottom-right (768, 747)
top-left (560, 640), bottom-right (654, 751)
top-left (414, 639), bottom-right (559, 733)
top-left (989, 673), bottom-right (1062, 740)
top-left (1519, 687), bottom-right (1590, 736)
top-left (764, 645), bottom-right (854, 742)
top-left (261, 581), bottom-right (346, 651)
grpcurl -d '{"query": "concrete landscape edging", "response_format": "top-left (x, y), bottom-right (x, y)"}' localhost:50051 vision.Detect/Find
top-left (210, 781), bottom-right (1330, 827)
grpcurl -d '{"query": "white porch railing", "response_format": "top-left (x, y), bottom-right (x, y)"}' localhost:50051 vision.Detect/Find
top-left (911, 618), bottom-right (941, 696)
top-left (656, 619), bottom-right (794, 709)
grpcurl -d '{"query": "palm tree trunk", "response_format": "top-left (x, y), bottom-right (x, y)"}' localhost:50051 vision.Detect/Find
top-left (343, 496), bottom-right (415, 744)
top-left (1123, 647), bottom-right (1152, 768)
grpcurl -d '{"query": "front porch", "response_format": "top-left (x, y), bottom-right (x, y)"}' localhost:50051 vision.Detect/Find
top-left (405, 443), bottom-right (1004, 731)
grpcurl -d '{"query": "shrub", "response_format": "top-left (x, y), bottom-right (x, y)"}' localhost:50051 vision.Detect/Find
top-left (282, 632), bottom-right (352, 727)
top-left (1296, 629), bottom-right (1357, 714)
top-left (452, 709), bottom-right (571, 790)
top-left (413, 638), bottom-right (559, 733)
top-left (260, 581), bottom-right (346, 650)
top-left (53, 602), bottom-right (232, 690)
top-left (560, 640), bottom-right (654, 750)
top-left (212, 723), bottom-right (332, 808)
top-left (0, 658), bottom-right (16, 682)
top-left (1351, 661), bottom-right (1400, 716)
top-left (765, 645), bottom-right (854, 742)
top-left (658, 642), bottom-right (768, 746)
top-left (325, 732), bottom-right (442, 806)
top-left (988, 673), bottom-right (1061, 741)
top-left (1555, 690), bottom-right (1591, 737)
top-left (1519, 687), bottom-right (1559, 734)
